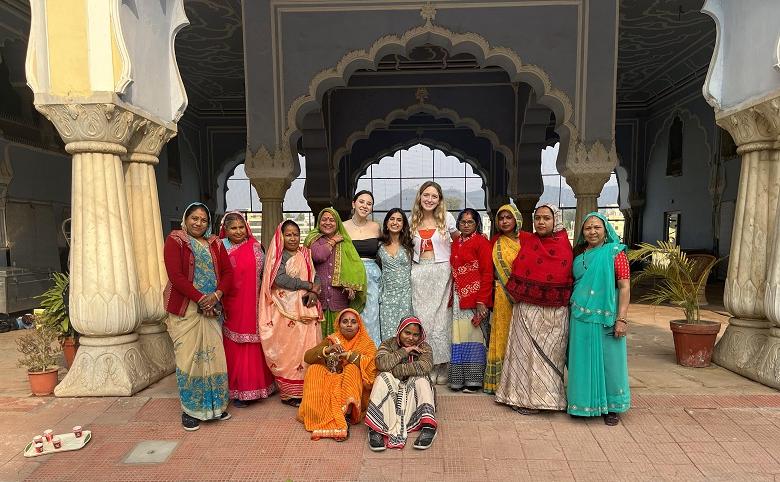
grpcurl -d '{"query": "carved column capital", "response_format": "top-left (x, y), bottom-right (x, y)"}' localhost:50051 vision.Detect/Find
top-left (36, 103), bottom-right (139, 148)
top-left (716, 94), bottom-right (780, 152)
top-left (560, 136), bottom-right (618, 187)
top-left (251, 177), bottom-right (292, 203)
top-left (126, 119), bottom-right (177, 165)
top-left (245, 144), bottom-right (295, 181)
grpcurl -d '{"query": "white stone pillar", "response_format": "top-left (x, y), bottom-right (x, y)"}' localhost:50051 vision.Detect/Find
top-left (245, 145), bottom-right (294, 248)
top-left (124, 121), bottom-right (176, 383)
top-left (713, 96), bottom-right (780, 387)
top-left (560, 139), bottom-right (618, 230)
top-left (36, 104), bottom-right (152, 396)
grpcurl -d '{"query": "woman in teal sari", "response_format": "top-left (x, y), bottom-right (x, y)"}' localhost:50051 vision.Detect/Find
top-left (567, 212), bottom-right (631, 426)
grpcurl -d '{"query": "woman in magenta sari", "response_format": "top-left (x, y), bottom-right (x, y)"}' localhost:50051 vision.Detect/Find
top-left (218, 212), bottom-right (276, 407)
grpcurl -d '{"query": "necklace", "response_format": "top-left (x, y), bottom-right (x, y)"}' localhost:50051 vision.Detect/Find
top-left (351, 217), bottom-right (368, 229)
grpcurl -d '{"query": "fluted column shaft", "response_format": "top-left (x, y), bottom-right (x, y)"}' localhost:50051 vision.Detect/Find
top-left (711, 95), bottom-right (780, 388)
top-left (251, 178), bottom-right (290, 248)
top-left (124, 130), bottom-right (175, 382)
top-left (514, 196), bottom-right (540, 233)
top-left (56, 140), bottom-right (150, 396)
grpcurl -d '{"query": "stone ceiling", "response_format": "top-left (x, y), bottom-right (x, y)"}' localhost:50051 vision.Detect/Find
top-left (616, 0), bottom-right (715, 108)
top-left (0, 0), bottom-right (716, 118)
top-left (176, 0), bottom-right (245, 116)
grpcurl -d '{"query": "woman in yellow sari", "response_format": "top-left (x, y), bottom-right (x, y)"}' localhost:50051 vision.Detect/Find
top-left (298, 308), bottom-right (377, 441)
top-left (484, 204), bottom-right (521, 393)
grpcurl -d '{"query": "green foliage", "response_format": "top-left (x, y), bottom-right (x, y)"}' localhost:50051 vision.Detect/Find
top-left (628, 241), bottom-right (724, 323)
top-left (16, 322), bottom-right (60, 372)
top-left (37, 272), bottom-right (73, 339)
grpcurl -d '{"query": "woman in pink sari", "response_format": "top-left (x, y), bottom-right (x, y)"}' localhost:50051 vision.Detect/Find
top-left (260, 220), bottom-right (324, 406)
top-left (218, 212), bottom-right (276, 407)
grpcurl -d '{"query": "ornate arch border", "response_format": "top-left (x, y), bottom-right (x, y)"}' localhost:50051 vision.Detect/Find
top-left (282, 22), bottom-right (575, 164)
top-left (332, 102), bottom-right (514, 174)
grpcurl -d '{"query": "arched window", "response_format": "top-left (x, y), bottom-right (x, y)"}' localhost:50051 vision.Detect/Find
top-left (224, 155), bottom-right (314, 241)
top-left (538, 143), bottom-right (624, 242)
top-left (356, 143), bottom-right (490, 233)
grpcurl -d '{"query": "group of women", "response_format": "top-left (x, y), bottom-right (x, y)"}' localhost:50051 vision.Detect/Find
top-left (161, 182), bottom-right (631, 447)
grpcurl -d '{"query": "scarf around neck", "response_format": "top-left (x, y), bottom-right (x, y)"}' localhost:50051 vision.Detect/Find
top-left (304, 208), bottom-right (367, 311)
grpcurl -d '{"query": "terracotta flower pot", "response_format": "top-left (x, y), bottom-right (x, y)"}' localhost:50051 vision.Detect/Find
top-left (669, 320), bottom-right (721, 367)
top-left (28, 368), bottom-right (59, 396)
top-left (61, 337), bottom-right (79, 369)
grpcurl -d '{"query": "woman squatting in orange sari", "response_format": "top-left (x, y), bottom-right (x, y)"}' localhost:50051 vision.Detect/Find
top-left (298, 308), bottom-right (377, 441)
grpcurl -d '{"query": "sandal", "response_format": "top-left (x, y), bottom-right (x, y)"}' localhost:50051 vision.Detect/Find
top-left (281, 398), bottom-right (301, 407)
top-left (603, 412), bottom-right (620, 426)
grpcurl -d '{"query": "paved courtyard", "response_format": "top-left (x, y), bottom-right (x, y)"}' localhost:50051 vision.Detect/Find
top-left (1, 296), bottom-right (780, 481)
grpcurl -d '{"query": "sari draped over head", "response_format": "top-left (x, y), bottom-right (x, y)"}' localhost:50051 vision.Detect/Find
top-left (166, 201), bottom-right (229, 420)
top-left (304, 208), bottom-right (367, 312)
top-left (485, 204), bottom-right (522, 393)
top-left (506, 203), bottom-right (573, 307)
top-left (217, 211), bottom-right (275, 400)
top-left (570, 211), bottom-right (627, 328)
top-left (567, 212), bottom-right (630, 416)
top-left (298, 308), bottom-right (377, 440)
top-left (365, 316), bottom-right (436, 449)
top-left (259, 222), bottom-right (323, 400)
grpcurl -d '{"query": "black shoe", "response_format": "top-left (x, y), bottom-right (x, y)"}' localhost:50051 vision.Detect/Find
top-left (368, 429), bottom-right (386, 452)
top-left (603, 412), bottom-right (620, 426)
top-left (413, 426), bottom-right (437, 450)
top-left (233, 400), bottom-right (249, 408)
top-left (281, 398), bottom-right (301, 407)
top-left (217, 412), bottom-right (231, 421)
top-left (182, 412), bottom-right (200, 431)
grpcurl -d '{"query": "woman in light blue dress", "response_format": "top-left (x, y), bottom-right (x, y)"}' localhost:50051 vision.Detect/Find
top-left (377, 208), bottom-right (414, 341)
top-left (343, 190), bottom-right (383, 346)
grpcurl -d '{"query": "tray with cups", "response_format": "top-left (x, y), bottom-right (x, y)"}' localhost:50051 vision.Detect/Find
top-left (24, 426), bottom-right (91, 457)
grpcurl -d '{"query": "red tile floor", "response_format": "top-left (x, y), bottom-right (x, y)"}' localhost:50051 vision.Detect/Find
top-left (1, 300), bottom-right (779, 481)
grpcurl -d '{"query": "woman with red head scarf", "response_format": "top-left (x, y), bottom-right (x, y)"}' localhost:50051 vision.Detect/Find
top-left (218, 212), bottom-right (275, 407)
top-left (365, 315), bottom-right (437, 451)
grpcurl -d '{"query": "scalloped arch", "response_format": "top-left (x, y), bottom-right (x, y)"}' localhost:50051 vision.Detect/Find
top-left (283, 23), bottom-right (575, 156)
top-left (332, 102), bottom-right (514, 169)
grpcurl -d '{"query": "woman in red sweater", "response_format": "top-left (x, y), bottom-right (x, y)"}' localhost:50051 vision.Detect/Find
top-left (449, 208), bottom-right (493, 392)
top-left (163, 202), bottom-right (233, 431)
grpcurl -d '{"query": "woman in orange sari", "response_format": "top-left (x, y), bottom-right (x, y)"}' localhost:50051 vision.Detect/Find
top-left (298, 308), bottom-right (377, 441)
top-left (259, 220), bottom-right (323, 406)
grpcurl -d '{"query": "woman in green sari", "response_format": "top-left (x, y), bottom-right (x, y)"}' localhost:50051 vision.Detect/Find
top-left (305, 208), bottom-right (367, 338)
top-left (567, 212), bottom-right (631, 426)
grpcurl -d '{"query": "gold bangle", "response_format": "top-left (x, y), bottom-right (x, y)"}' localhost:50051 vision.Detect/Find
top-left (616, 318), bottom-right (628, 324)
top-left (320, 346), bottom-right (328, 358)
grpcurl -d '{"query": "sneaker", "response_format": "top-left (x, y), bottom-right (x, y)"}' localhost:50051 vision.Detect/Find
top-left (413, 427), bottom-right (437, 450)
top-left (461, 386), bottom-right (478, 394)
top-left (368, 429), bottom-right (386, 452)
top-left (217, 412), bottom-right (231, 421)
top-left (182, 412), bottom-right (200, 431)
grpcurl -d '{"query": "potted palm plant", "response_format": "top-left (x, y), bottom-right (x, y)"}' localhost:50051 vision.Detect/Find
top-left (628, 241), bottom-right (724, 367)
top-left (16, 321), bottom-right (61, 395)
top-left (37, 273), bottom-right (77, 368)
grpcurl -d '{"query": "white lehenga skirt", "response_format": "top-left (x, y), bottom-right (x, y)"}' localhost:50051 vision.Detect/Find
top-left (411, 258), bottom-right (452, 365)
